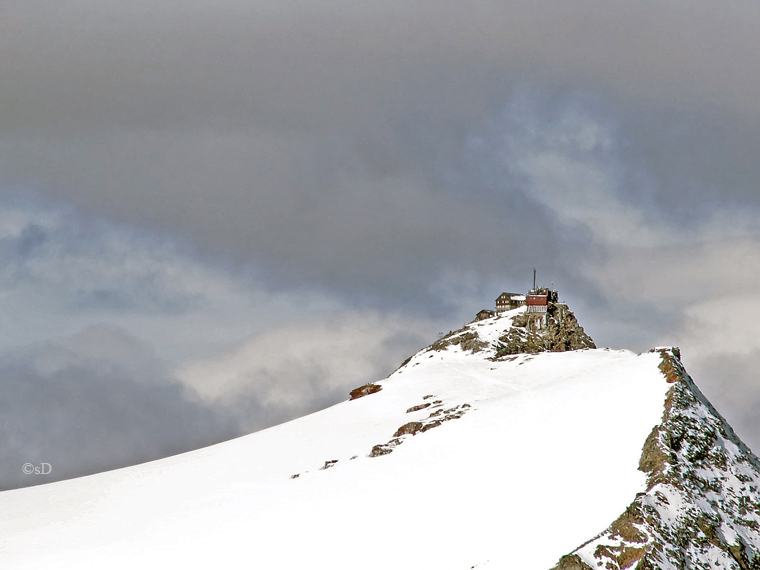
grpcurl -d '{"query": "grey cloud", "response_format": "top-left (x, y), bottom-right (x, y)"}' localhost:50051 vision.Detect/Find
top-left (0, 196), bottom-right (207, 316)
top-left (0, 195), bottom-right (373, 368)
top-left (70, 284), bottom-right (197, 315)
top-left (175, 312), bottom-right (434, 433)
top-left (2, 1), bottom-right (760, 310)
top-left (4, 131), bottom-right (562, 311)
top-left (611, 103), bottom-right (760, 225)
top-left (3, 1), bottom-right (760, 133)
top-left (14, 223), bottom-right (47, 258)
top-left (28, 324), bottom-right (166, 382)
top-left (0, 327), bottom-right (240, 491)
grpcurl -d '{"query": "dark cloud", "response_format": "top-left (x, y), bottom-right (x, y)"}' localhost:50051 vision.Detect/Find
top-left (612, 102), bottom-right (760, 225)
top-left (0, 327), bottom-right (239, 491)
top-left (70, 284), bottom-right (198, 315)
top-left (14, 223), bottom-right (47, 258)
top-left (0, 196), bottom-right (209, 318)
top-left (3, 1), bottom-right (759, 308)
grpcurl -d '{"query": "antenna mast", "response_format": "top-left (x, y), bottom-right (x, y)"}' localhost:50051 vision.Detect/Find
top-left (533, 268), bottom-right (536, 291)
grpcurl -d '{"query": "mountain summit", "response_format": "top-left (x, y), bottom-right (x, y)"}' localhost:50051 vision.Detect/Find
top-left (1, 306), bottom-right (758, 569)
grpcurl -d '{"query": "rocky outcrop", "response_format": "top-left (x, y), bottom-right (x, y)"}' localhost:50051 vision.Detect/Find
top-left (406, 403), bottom-right (432, 413)
top-left (550, 348), bottom-right (760, 570)
top-left (368, 402), bottom-right (471, 458)
top-left (319, 460), bottom-right (338, 470)
top-left (423, 303), bottom-right (595, 361)
top-left (430, 331), bottom-right (490, 354)
top-left (394, 422), bottom-right (424, 437)
top-left (349, 383), bottom-right (383, 400)
top-left (551, 555), bottom-right (593, 570)
top-left (495, 305), bottom-right (595, 358)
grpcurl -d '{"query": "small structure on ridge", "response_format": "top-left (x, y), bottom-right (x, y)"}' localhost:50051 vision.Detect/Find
top-left (495, 292), bottom-right (526, 313)
top-left (476, 309), bottom-right (495, 321)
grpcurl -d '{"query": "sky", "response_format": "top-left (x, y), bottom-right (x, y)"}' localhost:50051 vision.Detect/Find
top-left (2, 0), bottom-right (760, 490)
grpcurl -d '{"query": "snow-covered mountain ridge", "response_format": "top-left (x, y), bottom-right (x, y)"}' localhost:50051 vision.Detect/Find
top-left (555, 347), bottom-right (760, 570)
top-left (1, 306), bottom-right (758, 569)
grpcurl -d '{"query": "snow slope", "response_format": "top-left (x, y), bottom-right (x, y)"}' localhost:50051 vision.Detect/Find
top-left (0, 309), bottom-right (698, 569)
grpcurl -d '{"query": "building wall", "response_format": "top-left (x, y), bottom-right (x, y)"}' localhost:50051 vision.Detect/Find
top-left (496, 294), bottom-right (526, 312)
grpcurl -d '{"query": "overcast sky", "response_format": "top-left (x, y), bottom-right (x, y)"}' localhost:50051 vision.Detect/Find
top-left (2, 0), bottom-right (760, 490)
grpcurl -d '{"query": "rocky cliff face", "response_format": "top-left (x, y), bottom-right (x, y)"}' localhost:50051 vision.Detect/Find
top-left (551, 348), bottom-right (760, 570)
top-left (494, 304), bottom-right (596, 357)
top-left (427, 304), bottom-right (595, 360)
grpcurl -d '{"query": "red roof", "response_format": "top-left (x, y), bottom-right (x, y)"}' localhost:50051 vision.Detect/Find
top-left (526, 294), bottom-right (548, 306)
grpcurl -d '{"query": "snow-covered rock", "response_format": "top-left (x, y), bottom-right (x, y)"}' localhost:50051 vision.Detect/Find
top-left (554, 347), bottom-right (760, 570)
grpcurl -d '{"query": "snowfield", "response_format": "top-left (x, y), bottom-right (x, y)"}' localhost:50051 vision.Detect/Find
top-left (0, 310), bottom-right (674, 569)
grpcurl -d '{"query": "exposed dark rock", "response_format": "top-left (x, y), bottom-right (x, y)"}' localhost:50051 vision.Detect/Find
top-left (430, 331), bottom-right (489, 354)
top-left (406, 403), bottom-right (432, 413)
top-left (394, 422), bottom-right (424, 437)
top-left (495, 305), bottom-right (595, 358)
top-left (550, 554), bottom-right (593, 570)
top-left (368, 438), bottom-right (402, 457)
top-left (654, 348), bottom-right (683, 384)
top-left (369, 404), bottom-right (472, 458)
top-left (349, 383), bottom-right (383, 400)
top-left (369, 445), bottom-right (393, 457)
top-left (421, 420), bottom-right (443, 432)
top-left (639, 426), bottom-right (671, 483)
